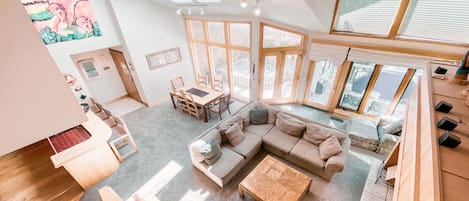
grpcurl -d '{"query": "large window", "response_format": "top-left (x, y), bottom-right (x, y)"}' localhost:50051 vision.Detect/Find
top-left (304, 61), bottom-right (340, 108)
top-left (332, 0), bottom-right (469, 44)
top-left (186, 20), bottom-right (251, 101)
top-left (259, 23), bottom-right (306, 103)
top-left (338, 62), bottom-right (416, 116)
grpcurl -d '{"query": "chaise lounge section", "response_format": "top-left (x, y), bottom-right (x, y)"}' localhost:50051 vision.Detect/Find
top-left (188, 102), bottom-right (350, 187)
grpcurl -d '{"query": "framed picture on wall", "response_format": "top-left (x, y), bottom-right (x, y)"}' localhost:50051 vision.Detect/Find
top-left (146, 47), bottom-right (182, 70)
top-left (78, 59), bottom-right (101, 80)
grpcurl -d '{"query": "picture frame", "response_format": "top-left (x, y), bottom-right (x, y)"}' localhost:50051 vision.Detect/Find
top-left (146, 47), bottom-right (182, 70)
top-left (78, 59), bottom-right (101, 80)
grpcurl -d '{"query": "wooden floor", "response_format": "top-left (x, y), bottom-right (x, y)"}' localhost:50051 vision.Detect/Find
top-left (0, 140), bottom-right (84, 201)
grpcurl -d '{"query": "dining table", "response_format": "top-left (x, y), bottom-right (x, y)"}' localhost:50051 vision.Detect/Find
top-left (170, 85), bottom-right (224, 122)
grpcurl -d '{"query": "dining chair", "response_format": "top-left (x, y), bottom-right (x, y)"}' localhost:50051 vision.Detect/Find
top-left (107, 116), bottom-right (139, 162)
top-left (209, 94), bottom-right (231, 120)
top-left (180, 89), bottom-right (205, 120)
top-left (90, 97), bottom-right (104, 113)
top-left (197, 73), bottom-right (208, 88)
top-left (213, 79), bottom-right (224, 93)
top-left (175, 89), bottom-right (188, 112)
top-left (170, 76), bottom-right (185, 90)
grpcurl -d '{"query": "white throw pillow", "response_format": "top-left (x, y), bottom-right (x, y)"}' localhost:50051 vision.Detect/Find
top-left (319, 136), bottom-right (342, 160)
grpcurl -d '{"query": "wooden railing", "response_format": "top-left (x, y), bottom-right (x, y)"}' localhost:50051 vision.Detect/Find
top-left (392, 73), bottom-right (441, 201)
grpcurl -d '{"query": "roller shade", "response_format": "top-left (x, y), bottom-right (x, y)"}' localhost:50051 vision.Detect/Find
top-left (309, 43), bottom-right (349, 65)
top-left (347, 48), bottom-right (430, 68)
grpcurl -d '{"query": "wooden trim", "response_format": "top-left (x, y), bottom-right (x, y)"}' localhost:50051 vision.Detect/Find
top-left (358, 64), bottom-right (382, 113)
top-left (329, 0), bottom-right (341, 34)
top-left (388, 0), bottom-right (411, 38)
top-left (311, 38), bottom-right (465, 61)
top-left (331, 31), bottom-right (469, 48)
top-left (329, 61), bottom-right (352, 112)
top-left (385, 68), bottom-right (416, 115)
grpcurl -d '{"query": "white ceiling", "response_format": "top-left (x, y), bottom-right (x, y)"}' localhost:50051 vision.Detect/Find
top-left (151, 0), bottom-right (334, 32)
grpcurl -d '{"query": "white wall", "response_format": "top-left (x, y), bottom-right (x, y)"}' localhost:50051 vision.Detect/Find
top-left (71, 49), bottom-right (127, 103)
top-left (110, 0), bottom-right (195, 105)
top-left (46, 0), bottom-right (123, 101)
top-left (0, 0), bottom-right (87, 156)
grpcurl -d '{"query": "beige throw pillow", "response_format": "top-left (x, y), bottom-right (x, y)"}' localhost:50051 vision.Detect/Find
top-left (218, 114), bottom-right (243, 143)
top-left (275, 112), bottom-right (306, 137)
top-left (225, 124), bottom-right (245, 146)
top-left (319, 136), bottom-right (342, 160)
top-left (303, 123), bottom-right (332, 145)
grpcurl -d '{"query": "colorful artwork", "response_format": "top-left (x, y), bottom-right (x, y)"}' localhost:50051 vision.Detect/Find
top-left (146, 48), bottom-right (182, 70)
top-left (21, 0), bottom-right (102, 44)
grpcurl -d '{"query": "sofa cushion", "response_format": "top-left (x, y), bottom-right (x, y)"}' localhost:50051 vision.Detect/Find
top-left (199, 138), bottom-right (222, 165)
top-left (290, 139), bottom-right (326, 169)
top-left (303, 123), bottom-right (331, 145)
top-left (226, 134), bottom-right (262, 159)
top-left (207, 147), bottom-right (244, 180)
top-left (258, 102), bottom-right (280, 124)
top-left (346, 116), bottom-right (379, 151)
top-left (319, 136), bottom-right (342, 160)
top-left (225, 124), bottom-right (245, 146)
top-left (218, 114), bottom-right (243, 143)
top-left (263, 127), bottom-right (299, 156)
top-left (303, 123), bottom-right (347, 145)
top-left (249, 108), bottom-right (269, 125)
top-left (275, 112), bottom-right (306, 137)
top-left (190, 129), bottom-right (222, 163)
top-left (244, 124), bottom-right (274, 138)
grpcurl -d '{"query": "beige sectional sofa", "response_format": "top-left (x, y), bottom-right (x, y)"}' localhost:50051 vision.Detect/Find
top-left (188, 102), bottom-right (350, 187)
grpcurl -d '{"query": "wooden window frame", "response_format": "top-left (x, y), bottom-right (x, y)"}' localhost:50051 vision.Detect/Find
top-left (258, 22), bottom-right (308, 103)
top-left (185, 18), bottom-right (252, 102)
top-left (330, 0), bottom-right (469, 47)
top-left (335, 61), bottom-right (417, 118)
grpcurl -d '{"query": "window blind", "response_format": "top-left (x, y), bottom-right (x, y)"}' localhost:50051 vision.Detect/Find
top-left (309, 43), bottom-right (349, 65)
top-left (398, 0), bottom-right (469, 44)
top-left (347, 48), bottom-right (430, 68)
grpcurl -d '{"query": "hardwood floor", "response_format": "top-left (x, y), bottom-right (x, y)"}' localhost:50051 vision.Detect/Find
top-left (0, 140), bottom-right (84, 201)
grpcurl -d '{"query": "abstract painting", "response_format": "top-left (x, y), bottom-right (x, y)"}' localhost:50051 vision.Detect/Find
top-left (21, 0), bottom-right (102, 44)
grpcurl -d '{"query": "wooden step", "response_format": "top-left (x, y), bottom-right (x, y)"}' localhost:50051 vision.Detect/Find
top-left (385, 165), bottom-right (397, 184)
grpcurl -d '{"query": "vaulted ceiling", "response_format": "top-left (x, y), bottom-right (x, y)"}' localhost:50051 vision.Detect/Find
top-left (151, 0), bottom-right (336, 32)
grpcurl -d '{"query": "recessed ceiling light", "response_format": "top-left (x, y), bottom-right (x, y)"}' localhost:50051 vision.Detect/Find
top-left (176, 8), bottom-right (182, 15)
top-left (200, 7), bottom-right (205, 15)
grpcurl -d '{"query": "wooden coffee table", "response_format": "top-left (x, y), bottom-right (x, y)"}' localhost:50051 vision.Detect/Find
top-left (239, 155), bottom-right (312, 201)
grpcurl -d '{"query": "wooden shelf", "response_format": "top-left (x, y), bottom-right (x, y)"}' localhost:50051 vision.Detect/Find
top-left (385, 165), bottom-right (397, 184)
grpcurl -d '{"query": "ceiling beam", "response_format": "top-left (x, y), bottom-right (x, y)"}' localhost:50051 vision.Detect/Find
top-left (388, 0), bottom-right (411, 38)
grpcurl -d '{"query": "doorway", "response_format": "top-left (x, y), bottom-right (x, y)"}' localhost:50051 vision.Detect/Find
top-left (109, 49), bottom-right (143, 104)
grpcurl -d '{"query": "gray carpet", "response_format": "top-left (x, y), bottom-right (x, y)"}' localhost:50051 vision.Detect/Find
top-left (81, 101), bottom-right (379, 201)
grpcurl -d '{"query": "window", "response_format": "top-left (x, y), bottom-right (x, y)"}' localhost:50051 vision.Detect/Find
top-left (78, 59), bottom-right (100, 80)
top-left (338, 61), bottom-right (417, 116)
top-left (363, 66), bottom-right (407, 116)
top-left (335, 0), bottom-right (400, 35)
top-left (186, 19), bottom-right (251, 101)
top-left (332, 0), bottom-right (469, 44)
top-left (229, 23), bottom-right (250, 47)
top-left (304, 61), bottom-right (339, 106)
top-left (262, 26), bottom-right (303, 48)
top-left (398, 0), bottom-right (469, 44)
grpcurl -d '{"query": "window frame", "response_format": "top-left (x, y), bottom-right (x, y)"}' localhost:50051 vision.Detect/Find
top-left (330, 0), bottom-right (469, 47)
top-left (336, 61), bottom-right (416, 117)
top-left (258, 22), bottom-right (308, 104)
top-left (185, 18), bottom-right (252, 102)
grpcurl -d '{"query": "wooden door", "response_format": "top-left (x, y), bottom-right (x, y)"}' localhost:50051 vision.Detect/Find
top-left (109, 49), bottom-right (143, 103)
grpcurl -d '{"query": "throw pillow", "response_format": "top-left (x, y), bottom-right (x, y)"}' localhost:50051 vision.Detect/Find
top-left (319, 136), bottom-right (342, 160)
top-left (199, 138), bottom-right (222, 165)
top-left (382, 119), bottom-right (403, 135)
top-left (275, 112), bottom-right (306, 137)
top-left (249, 108), bottom-right (269, 125)
top-left (258, 102), bottom-right (280, 124)
top-left (225, 123), bottom-right (245, 146)
top-left (303, 123), bottom-right (332, 145)
top-left (218, 114), bottom-right (243, 143)
top-left (240, 103), bottom-right (256, 128)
